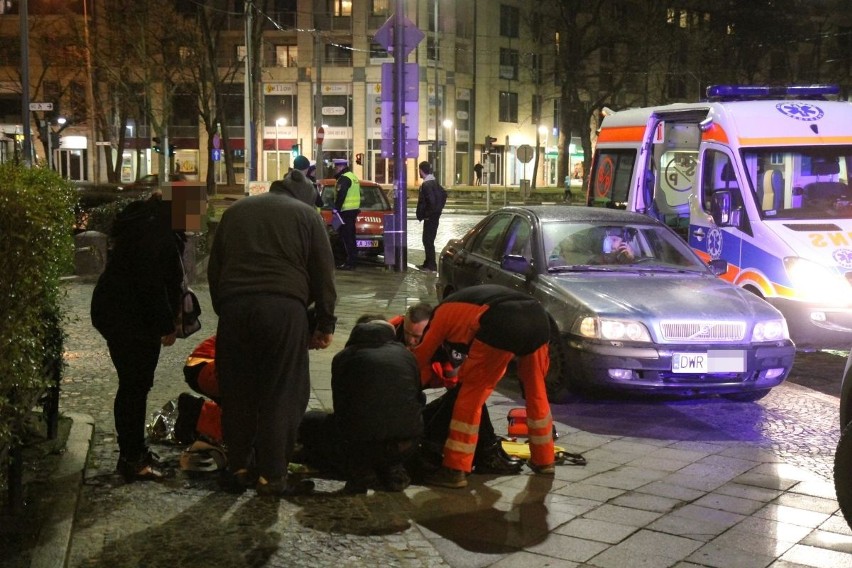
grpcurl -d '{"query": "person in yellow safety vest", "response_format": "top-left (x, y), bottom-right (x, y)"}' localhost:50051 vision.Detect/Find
top-left (332, 157), bottom-right (361, 271)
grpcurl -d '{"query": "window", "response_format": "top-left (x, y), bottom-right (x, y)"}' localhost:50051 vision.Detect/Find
top-left (499, 91), bottom-right (518, 123)
top-left (427, 37), bottom-right (439, 62)
top-left (499, 4), bottom-right (519, 38)
top-left (471, 214), bottom-right (513, 261)
top-left (330, 0), bottom-right (352, 16)
top-left (325, 43), bottom-right (352, 65)
top-left (371, 0), bottom-right (390, 16)
top-left (236, 45), bottom-right (246, 62)
top-left (530, 53), bottom-right (542, 84)
top-left (275, 45), bottom-right (298, 67)
top-left (499, 48), bottom-right (518, 80)
top-left (369, 41), bottom-right (390, 60)
top-left (531, 95), bottom-right (542, 124)
top-left (590, 150), bottom-right (636, 205)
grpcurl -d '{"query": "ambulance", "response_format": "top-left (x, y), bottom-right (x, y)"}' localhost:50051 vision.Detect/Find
top-left (588, 85), bottom-right (852, 350)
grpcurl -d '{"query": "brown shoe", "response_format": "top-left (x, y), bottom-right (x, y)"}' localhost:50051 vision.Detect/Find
top-left (424, 466), bottom-right (468, 489)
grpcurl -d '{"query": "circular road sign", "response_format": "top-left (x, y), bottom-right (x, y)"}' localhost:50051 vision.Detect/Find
top-left (517, 144), bottom-right (534, 164)
top-left (316, 127), bottom-right (325, 145)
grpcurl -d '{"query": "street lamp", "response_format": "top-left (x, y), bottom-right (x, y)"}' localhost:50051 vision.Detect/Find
top-left (275, 117), bottom-right (287, 179)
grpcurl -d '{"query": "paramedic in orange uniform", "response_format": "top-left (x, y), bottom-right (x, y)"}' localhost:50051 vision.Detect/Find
top-left (413, 284), bottom-right (555, 488)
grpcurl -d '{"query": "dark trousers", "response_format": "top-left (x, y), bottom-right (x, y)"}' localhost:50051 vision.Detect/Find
top-left (106, 334), bottom-right (161, 461)
top-left (422, 386), bottom-right (497, 455)
top-left (422, 216), bottom-right (440, 270)
top-left (216, 294), bottom-right (310, 480)
top-left (339, 209), bottom-right (360, 266)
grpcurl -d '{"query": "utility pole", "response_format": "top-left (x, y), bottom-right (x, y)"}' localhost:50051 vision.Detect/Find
top-left (243, 1), bottom-right (253, 195)
top-left (314, 32), bottom-right (323, 174)
top-left (432, 0), bottom-right (439, 183)
top-left (393, 0), bottom-right (408, 271)
top-left (20, 0), bottom-right (32, 167)
top-left (83, 0), bottom-right (98, 182)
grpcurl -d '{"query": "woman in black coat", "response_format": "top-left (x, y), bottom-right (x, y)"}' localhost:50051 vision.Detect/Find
top-left (91, 194), bottom-right (185, 482)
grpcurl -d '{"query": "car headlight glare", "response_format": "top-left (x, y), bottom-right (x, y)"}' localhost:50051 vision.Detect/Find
top-left (752, 319), bottom-right (789, 342)
top-left (784, 257), bottom-right (852, 302)
top-left (575, 316), bottom-right (651, 342)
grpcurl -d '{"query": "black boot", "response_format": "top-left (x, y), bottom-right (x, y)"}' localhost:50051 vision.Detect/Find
top-left (474, 441), bottom-right (523, 475)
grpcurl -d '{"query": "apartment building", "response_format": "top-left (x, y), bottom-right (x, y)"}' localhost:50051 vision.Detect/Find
top-left (0, 0), bottom-right (563, 189)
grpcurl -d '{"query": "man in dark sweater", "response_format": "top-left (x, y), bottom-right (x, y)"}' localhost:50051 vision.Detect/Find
top-left (207, 188), bottom-right (337, 497)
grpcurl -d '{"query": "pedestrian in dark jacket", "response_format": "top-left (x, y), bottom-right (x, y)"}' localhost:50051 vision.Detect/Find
top-left (331, 320), bottom-right (425, 493)
top-left (415, 161), bottom-right (447, 272)
top-left (90, 193), bottom-right (185, 482)
top-left (275, 155), bottom-right (323, 208)
top-left (208, 187), bottom-right (337, 497)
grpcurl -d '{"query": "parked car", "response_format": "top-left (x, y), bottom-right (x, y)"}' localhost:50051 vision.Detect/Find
top-left (317, 178), bottom-right (392, 261)
top-left (436, 205), bottom-right (796, 403)
top-left (118, 173), bottom-right (186, 192)
top-left (835, 352), bottom-right (852, 528)
top-left (73, 181), bottom-right (152, 232)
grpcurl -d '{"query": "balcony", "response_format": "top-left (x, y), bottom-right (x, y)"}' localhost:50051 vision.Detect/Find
top-left (313, 12), bottom-right (352, 33)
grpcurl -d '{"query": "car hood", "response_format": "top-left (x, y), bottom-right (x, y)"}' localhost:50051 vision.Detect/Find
top-left (546, 271), bottom-right (781, 320)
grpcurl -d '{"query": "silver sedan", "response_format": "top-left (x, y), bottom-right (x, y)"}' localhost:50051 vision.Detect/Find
top-left (436, 205), bottom-right (796, 403)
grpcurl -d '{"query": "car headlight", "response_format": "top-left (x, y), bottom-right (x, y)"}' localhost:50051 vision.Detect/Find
top-left (573, 316), bottom-right (652, 342)
top-left (784, 257), bottom-right (852, 302)
top-left (752, 319), bottom-right (789, 342)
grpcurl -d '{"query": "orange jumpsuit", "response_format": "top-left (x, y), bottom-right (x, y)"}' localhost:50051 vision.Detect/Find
top-left (414, 285), bottom-right (554, 472)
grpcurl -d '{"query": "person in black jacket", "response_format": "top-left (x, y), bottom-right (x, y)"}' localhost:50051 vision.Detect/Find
top-left (415, 161), bottom-right (447, 272)
top-left (91, 193), bottom-right (185, 482)
top-left (331, 319), bottom-right (425, 493)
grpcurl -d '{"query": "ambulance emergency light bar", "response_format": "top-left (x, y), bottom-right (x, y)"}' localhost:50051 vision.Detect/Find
top-left (706, 84), bottom-right (840, 101)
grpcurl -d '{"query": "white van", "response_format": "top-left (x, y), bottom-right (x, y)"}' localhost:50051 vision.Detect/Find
top-left (589, 85), bottom-right (852, 349)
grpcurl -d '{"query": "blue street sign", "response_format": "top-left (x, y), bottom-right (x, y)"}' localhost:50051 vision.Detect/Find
top-left (374, 15), bottom-right (424, 58)
top-left (211, 148), bottom-right (222, 162)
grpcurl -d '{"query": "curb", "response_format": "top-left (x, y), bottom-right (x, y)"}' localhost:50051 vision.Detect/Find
top-left (29, 412), bottom-right (93, 568)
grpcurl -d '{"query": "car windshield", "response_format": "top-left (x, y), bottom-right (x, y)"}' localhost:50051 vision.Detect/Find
top-left (742, 146), bottom-right (852, 220)
top-left (320, 185), bottom-right (390, 211)
top-left (543, 220), bottom-right (708, 272)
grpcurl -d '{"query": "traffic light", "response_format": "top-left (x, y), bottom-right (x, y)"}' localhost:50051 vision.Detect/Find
top-left (355, 152), bottom-right (363, 165)
top-left (484, 135), bottom-right (497, 153)
top-left (152, 137), bottom-right (176, 156)
top-left (292, 144), bottom-right (300, 158)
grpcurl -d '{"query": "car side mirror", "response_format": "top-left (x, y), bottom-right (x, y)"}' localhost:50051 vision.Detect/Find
top-left (501, 254), bottom-right (533, 276)
top-left (707, 258), bottom-right (728, 276)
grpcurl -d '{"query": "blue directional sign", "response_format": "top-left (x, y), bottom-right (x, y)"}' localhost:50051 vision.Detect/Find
top-left (374, 15), bottom-right (424, 58)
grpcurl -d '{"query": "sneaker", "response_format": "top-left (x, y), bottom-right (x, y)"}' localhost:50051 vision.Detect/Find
top-left (416, 264), bottom-right (436, 273)
top-left (116, 453), bottom-right (169, 483)
top-left (474, 451), bottom-right (523, 475)
top-left (424, 466), bottom-right (468, 489)
top-left (528, 462), bottom-right (556, 475)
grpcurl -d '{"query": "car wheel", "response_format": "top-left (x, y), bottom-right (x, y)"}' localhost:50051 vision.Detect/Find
top-left (835, 422), bottom-right (852, 529)
top-left (544, 324), bottom-right (573, 404)
top-left (721, 388), bottom-right (771, 402)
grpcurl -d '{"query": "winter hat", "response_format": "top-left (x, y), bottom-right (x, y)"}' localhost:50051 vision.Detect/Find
top-left (293, 155), bottom-right (311, 171)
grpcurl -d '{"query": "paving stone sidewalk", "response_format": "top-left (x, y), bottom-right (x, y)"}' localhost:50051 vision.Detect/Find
top-left (6, 258), bottom-right (852, 568)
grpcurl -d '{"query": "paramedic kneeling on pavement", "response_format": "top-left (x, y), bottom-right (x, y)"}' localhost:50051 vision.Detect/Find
top-left (414, 284), bottom-right (555, 488)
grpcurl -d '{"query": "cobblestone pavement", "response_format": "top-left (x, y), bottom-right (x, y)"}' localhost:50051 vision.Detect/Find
top-left (5, 215), bottom-right (852, 567)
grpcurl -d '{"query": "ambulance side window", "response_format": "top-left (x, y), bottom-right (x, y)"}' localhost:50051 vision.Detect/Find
top-left (590, 150), bottom-right (635, 207)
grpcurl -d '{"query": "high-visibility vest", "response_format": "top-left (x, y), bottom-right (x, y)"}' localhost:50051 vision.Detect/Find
top-left (339, 172), bottom-right (361, 211)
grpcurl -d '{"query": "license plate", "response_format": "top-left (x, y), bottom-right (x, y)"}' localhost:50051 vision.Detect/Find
top-left (672, 350), bottom-right (746, 373)
top-left (356, 239), bottom-right (379, 248)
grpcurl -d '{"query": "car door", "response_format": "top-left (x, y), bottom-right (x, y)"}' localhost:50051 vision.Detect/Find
top-left (453, 213), bottom-right (514, 290)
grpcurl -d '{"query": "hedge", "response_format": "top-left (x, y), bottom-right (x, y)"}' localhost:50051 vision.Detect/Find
top-left (0, 163), bottom-right (76, 454)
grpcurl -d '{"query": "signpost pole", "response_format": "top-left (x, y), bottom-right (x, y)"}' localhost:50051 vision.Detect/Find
top-left (392, 0), bottom-right (408, 272)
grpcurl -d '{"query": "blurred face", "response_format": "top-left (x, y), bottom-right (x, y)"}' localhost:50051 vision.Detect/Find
top-left (403, 317), bottom-right (428, 350)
